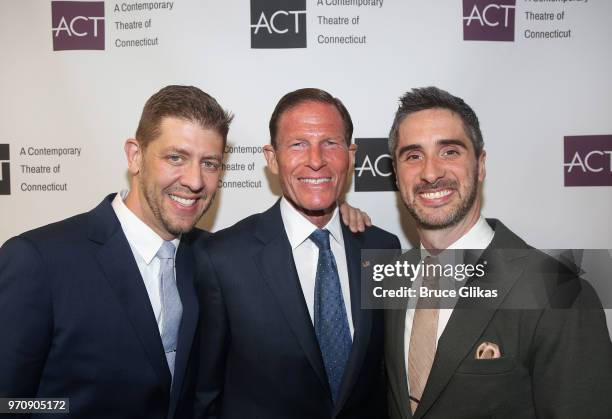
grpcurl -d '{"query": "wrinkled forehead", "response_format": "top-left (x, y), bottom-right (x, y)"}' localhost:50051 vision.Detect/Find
top-left (277, 102), bottom-right (345, 136)
top-left (143, 116), bottom-right (225, 156)
top-left (398, 108), bottom-right (474, 151)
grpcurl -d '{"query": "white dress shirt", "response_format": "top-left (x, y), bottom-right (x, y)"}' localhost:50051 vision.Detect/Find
top-left (404, 216), bottom-right (494, 391)
top-left (280, 198), bottom-right (354, 338)
top-left (112, 190), bottom-right (180, 335)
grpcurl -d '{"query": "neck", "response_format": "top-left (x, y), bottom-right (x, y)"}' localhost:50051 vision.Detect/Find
top-left (123, 189), bottom-right (144, 223)
top-left (124, 186), bottom-right (176, 241)
top-left (306, 213), bottom-right (334, 229)
top-left (418, 205), bottom-right (481, 252)
top-left (287, 199), bottom-right (337, 229)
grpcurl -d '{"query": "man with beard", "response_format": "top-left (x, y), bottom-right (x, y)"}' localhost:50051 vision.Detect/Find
top-left (0, 85), bottom-right (232, 419)
top-left (385, 87), bottom-right (612, 418)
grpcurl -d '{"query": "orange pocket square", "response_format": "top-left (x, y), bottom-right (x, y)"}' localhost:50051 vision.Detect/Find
top-left (475, 341), bottom-right (501, 359)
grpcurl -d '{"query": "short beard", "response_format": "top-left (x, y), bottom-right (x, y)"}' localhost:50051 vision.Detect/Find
top-left (405, 167), bottom-right (479, 231)
top-left (140, 169), bottom-right (212, 237)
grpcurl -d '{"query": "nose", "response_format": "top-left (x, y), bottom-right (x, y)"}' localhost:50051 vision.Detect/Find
top-left (307, 144), bottom-right (325, 170)
top-left (420, 156), bottom-right (445, 184)
top-left (181, 161), bottom-right (205, 192)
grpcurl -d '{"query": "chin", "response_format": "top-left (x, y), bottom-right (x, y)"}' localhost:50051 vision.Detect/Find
top-left (307, 197), bottom-right (336, 209)
top-left (165, 217), bottom-right (200, 235)
top-left (294, 200), bottom-right (334, 216)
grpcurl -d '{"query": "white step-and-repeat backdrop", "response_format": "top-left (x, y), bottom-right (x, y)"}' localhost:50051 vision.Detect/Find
top-left (1, 1), bottom-right (611, 324)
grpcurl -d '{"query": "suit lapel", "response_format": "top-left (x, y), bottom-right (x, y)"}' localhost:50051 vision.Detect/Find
top-left (253, 202), bottom-right (331, 395)
top-left (168, 236), bottom-right (199, 419)
top-left (386, 250), bottom-right (419, 419)
top-left (90, 197), bottom-right (171, 394)
top-left (333, 227), bottom-right (371, 415)
top-left (386, 307), bottom-right (412, 419)
top-left (413, 222), bottom-right (530, 419)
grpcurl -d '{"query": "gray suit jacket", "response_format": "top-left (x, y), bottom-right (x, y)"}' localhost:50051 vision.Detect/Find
top-left (385, 219), bottom-right (612, 419)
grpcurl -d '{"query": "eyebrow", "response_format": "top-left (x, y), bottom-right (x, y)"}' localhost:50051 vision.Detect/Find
top-left (437, 139), bottom-right (469, 149)
top-left (166, 147), bottom-right (222, 161)
top-left (397, 138), bottom-right (468, 156)
top-left (199, 153), bottom-right (223, 161)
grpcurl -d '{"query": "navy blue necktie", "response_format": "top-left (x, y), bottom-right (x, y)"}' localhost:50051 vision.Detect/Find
top-left (310, 229), bottom-right (352, 404)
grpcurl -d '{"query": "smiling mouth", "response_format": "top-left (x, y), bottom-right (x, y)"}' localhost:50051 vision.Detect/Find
top-left (419, 189), bottom-right (453, 199)
top-left (299, 177), bottom-right (331, 185)
top-left (169, 194), bottom-right (198, 207)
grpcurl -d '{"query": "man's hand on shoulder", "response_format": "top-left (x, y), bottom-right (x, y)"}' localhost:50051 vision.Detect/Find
top-left (339, 202), bottom-right (372, 233)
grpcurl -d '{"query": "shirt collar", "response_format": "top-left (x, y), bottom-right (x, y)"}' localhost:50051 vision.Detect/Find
top-left (447, 216), bottom-right (494, 250)
top-left (280, 197), bottom-right (344, 249)
top-left (420, 216), bottom-right (494, 252)
top-left (112, 190), bottom-right (180, 264)
top-left (419, 216), bottom-right (494, 264)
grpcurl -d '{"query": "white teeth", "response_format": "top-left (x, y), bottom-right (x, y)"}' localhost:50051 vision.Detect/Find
top-left (169, 195), bottom-right (196, 206)
top-left (421, 190), bottom-right (452, 199)
top-left (300, 178), bottom-right (331, 185)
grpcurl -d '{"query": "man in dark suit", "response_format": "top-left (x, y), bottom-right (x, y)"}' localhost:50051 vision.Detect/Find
top-left (0, 85), bottom-right (233, 419)
top-left (385, 86), bottom-right (612, 418)
top-left (194, 88), bottom-right (400, 419)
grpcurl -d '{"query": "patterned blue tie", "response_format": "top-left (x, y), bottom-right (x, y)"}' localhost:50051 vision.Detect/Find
top-left (157, 241), bottom-right (182, 381)
top-left (310, 229), bottom-right (352, 404)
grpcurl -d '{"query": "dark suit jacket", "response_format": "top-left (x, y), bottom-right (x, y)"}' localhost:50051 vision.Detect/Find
top-left (0, 194), bottom-right (203, 419)
top-left (386, 219), bottom-right (612, 419)
top-left (194, 200), bottom-right (400, 419)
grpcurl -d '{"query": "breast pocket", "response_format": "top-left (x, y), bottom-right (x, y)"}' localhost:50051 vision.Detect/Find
top-left (455, 356), bottom-right (517, 375)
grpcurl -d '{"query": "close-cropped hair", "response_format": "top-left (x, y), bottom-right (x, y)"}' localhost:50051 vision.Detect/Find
top-left (135, 85), bottom-right (233, 148)
top-left (269, 88), bottom-right (353, 148)
top-left (388, 86), bottom-right (484, 159)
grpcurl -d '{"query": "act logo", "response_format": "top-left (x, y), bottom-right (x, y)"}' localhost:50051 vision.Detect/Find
top-left (250, 0), bottom-right (307, 49)
top-left (51, 1), bottom-right (105, 51)
top-left (354, 138), bottom-right (397, 192)
top-left (0, 144), bottom-right (10, 195)
top-left (463, 0), bottom-right (516, 42)
top-left (564, 135), bottom-right (612, 187)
